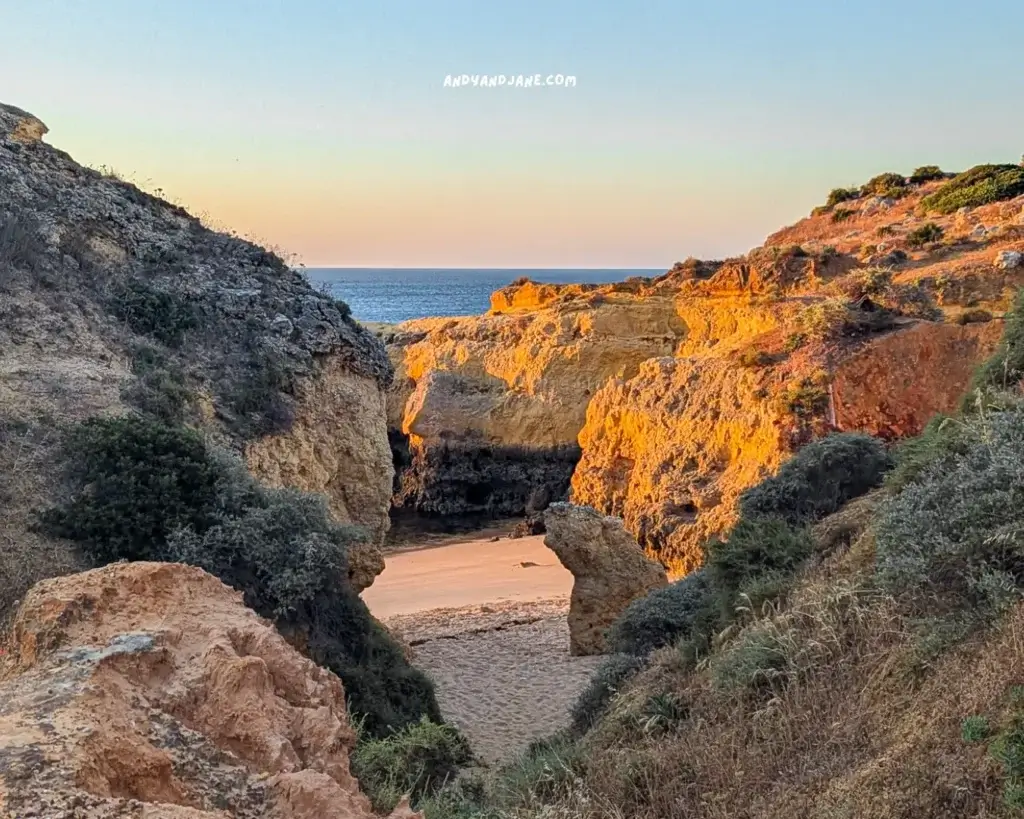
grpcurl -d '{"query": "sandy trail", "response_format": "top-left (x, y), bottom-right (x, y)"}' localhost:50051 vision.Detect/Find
top-left (363, 534), bottom-right (603, 765)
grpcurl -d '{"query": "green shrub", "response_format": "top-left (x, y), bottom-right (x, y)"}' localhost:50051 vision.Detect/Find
top-left (41, 417), bottom-right (222, 564)
top-left (607, 570), bottom-right (717, 657)
top-left (909, 165), bottom-right (948, 184)
top-left (109, 278), bottom-right (199, 347)
top-left (712, 623), bottom-right (791, 694)
top-left (636, 692), bottom-right (689, 736)
top-left (123, 347), bottom-right (194, 424)
top-left (570, 654), bottom-right (645, 734)
top-left (738, 433), bottom-right (894, 527)
top-left (417, 777), bottom-right (488, 819)
top-left (705, 518), bottom-right (813, 619)
top-left (920, 164), bottom-right (1024, 214)
top-left (965, 287), bottom-right (1024, 402)
top-left (351, 717), bottom-right (474, 813)
top-left (990, 713), bottom-right (1024, 810)
top-left (874, 406), bottom-right (1024, 612)
top-left (861, 172), bottom-right (909, 199)
top-left (906, 222), bottom-right (944, 247)
top-left (826, 188), bottom-right (860, 208)
top-left (491, 735), bottom-right (584, 810)
top-left (831, 207), bottom-right (856, 223)
top-left (780, 374), bottom-right (831, 418)
top-left (884, 414), bottom-right (972, 492)
top-left (42, 416), bottom-right (441, 737)
top-left (962, 715), bottom-right (992, 743)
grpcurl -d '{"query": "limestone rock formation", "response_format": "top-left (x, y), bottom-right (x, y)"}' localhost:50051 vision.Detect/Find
top-left (0, 101), bottom-right (392, 594)
top-left (543, 503), bottom-right (668, 655)
top-left (386, 290), bottom-right (685, 519)
top-left (572, 320), bottom-right (1004, 574)
top-left (0, 561), bottom-right (419, 818)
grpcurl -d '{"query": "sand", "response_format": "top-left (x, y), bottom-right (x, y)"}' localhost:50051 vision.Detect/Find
top-left (363, 534), bottom-right (603, 765)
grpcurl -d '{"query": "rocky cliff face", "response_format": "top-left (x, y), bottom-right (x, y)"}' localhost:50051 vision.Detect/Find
top-left (0, 102), bottom-right (393, 594)
top-left (385, 290), bottom-right (684, 520)
top-left (0, 562), bottom-right (418, 818)
top-left (385, 174), bottom-right (1024, 570)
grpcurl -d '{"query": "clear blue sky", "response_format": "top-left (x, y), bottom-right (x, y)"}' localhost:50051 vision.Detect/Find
top-left (3, 0), bottom-right (1023, 267)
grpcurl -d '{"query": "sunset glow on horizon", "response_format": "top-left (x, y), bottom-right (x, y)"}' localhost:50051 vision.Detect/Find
top-left (4, 0), bottom-right (1024, 268)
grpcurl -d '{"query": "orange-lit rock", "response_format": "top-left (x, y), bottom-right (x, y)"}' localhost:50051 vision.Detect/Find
top-left (0, 562), bottom-right (420, 819)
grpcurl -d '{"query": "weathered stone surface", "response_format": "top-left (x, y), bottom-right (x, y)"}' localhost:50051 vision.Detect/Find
top-left (0, 562), bottom-right (420, 818)
top-left (385, 292), bottom-right (685, 519)
top-left (0, 101), bottom-right (393, 593)
top-left (996, 250), bottom-right (1023, 269)
top-left (543, 504), bottom-right (668, 656)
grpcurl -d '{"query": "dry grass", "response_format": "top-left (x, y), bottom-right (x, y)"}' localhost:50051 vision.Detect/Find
top-left (548, 566), bottom-right (1022, 819)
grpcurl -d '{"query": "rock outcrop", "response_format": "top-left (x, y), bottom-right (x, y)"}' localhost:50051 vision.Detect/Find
top-left (0, 102), bottom-right (392, 594)
top-left (0, 562), bottom-right (419, 818)
top-left (385, 289), bottom-right (685, 520)
top-left (543, 503), bottom-right (668, 655)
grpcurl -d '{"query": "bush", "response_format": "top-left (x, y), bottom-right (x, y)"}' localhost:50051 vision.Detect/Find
top-left (109, 278), bottom-right (199, 347)
top-left (607, 570), bottom-right (717, 657)
top-left (831, 207), bottom-right (856, 223)
top-left (906, 222), bottom-right (944, 247)
top-left (920, 164), bottom-right (1024, 214)
top-left (738, 432), bottom-right (894, 526)
top-left (962, 715), bottom-right (992, 743)
top-left (874, 406), bottom-right (1024, 612)
top-left (705, 518), bottom-right (813, 619)
top-left (41, 417), bottom-right (222, 564)
top-left (491, 735), bottom-right (584, 810)
top-left (42, 415), bottom-right (441, 737)
top-left (955, 309), bottom-right (994, 325)
top-left (826, 188), bottom-right (860, 208)
top-left (966, 288), bottom-right (1024, 402)
top-left (861, 172), bottom-right (909, 199)
top-left (569, 654), bottom-right (645, 734)
top-left (909, 165), bottom-right (948, 184)
top-left (123, 346), bottom-right (194, 424)
top-left (712, 623), bottom-right (791, 694)
top-left (351, 717), bottom-right (474, 813)
top-left (884, 414), bottom-right (972, 493)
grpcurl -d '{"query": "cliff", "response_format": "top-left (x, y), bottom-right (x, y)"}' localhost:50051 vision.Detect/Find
top-left (0, 102), bottom-right (393, 595)
top-left (386, 169), bottom-right (1024, 570)
top-left (0, 561), bottom-right (418, 818)
top-left (385, 284), bottom-right (684, 519)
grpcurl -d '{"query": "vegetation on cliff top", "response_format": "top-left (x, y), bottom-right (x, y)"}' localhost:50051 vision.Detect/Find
top-left (920, 163), bottom-right (1024, 214)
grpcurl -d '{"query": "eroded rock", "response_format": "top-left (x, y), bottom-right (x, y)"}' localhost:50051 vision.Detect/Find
top-left (543, 504), bottom-right (668, 655)
top-left (0, 562), bottom-right (420, 819)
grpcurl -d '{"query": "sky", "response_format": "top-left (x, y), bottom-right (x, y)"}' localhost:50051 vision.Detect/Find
top-left (3, 0), bottom-right (1024, 268)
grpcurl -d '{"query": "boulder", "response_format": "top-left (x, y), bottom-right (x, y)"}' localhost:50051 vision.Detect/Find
top-left (0, 562), bottom-right (420, 819)
top-left (543, 503), bottom-right (668, 656)
top-left (996, 250), bottom-right (1023, 270)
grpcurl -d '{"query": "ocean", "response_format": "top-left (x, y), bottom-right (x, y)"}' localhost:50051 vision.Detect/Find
top-left (304, 268), bottom-right (663, 324)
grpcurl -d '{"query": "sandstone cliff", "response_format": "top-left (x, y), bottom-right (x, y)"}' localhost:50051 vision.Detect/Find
top-left (0, 561), bottom-right (418, 818)
top-left (0, 102), bottom-right (392, 596)
top-left (385, 286), bottom-right (684, 519)
top-left (386, 171), bottom-right (1024, 571)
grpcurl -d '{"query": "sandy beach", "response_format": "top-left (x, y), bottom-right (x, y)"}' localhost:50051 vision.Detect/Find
top-left (363, 534), bottom-right (603, 764)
